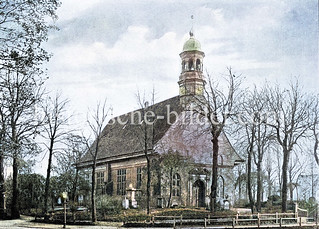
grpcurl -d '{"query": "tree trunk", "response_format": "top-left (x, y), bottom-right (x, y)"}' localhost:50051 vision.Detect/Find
top-left (267, 173), bottom-right (272, 200)
top-left (247, 139), bottom-right (254, 214)
top-left (314, 133), bottom-right (319, 165)
top-left (44, 140), bottom-right (54, 216)
top-left (256, 161), bottom-right (262, 212)
top-left (146, 155), bottom-right (151, 214)
top-left (91, 159), bottom-right (97, 223)
top-left (143, 115), bottom-right (151, 215)
top-left (281, 149), bottom-right (290, 212)
top-left (210, 136), bottom-right (218, 213)
top-left (246, 124), bottom-right (256, 214)
top-left (0, 154), bottom-right (5, 219)
top-left (72, 168), bottom-right (79, 203)
top-left (167, 168), bottom-right (173, 208)
top-left (11, 155), bottom-right (19, 219)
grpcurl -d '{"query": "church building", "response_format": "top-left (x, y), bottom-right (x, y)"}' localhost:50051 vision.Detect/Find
top-left (78, 31), bottom-right (243, 209)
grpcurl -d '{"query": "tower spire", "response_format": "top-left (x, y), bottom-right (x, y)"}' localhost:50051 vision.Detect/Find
top-left (189, 30), bottom-right (194, 37)
top-left (190, 15), bottom-right (194, 37)
top-left (178, 29), bottom-right (205, 104)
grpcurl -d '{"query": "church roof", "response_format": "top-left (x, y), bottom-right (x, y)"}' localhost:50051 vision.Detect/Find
top-left (78, 96), bottom-right (183, 167)
top-left (78, 95), bottom-right (243, 168)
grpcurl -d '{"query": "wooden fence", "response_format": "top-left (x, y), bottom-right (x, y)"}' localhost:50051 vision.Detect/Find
top-left (146, 211), bottom-right (315, 228)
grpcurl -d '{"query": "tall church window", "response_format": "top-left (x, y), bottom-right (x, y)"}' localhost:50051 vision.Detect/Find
top-left (182, 61), bottom-right (186, 72)
top-left (117, 169), bottom-right (126, 195)
top-left (172, 173), bottom-right (181, 196)
top-left (196, 59), bottom-right (201, 70)
top-left (96, 171), bottom-right (104, 189)
top-left (136, 167), bottom-right (142, 189)
top-left (188, 59), bottom-right (194, 70)
top-left (217, 175), bottom-right (225, 198)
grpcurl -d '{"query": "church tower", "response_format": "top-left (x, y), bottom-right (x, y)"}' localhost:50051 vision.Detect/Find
top-left (178, 31), bottom-right (206, 104)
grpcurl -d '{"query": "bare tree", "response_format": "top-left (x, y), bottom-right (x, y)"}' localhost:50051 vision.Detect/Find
top-left (195, 68), bottom-right (241, 212)
top-left (41, 93), bottom-right (71, 216)
top-left (135, 90), bottom-right (155, 215)
top-left (249, 87), bottom-right (275, 212)
top-left (233, 88), bottom-right (260, 213)
top-left (86, 100), bottom-right (111, 223)
top-left (0, 107), bottom-right (7, 218)
top-left (57, 134), bottom-right (88, 203)
top-left (311, 95), bottom-right (319, 165)
top-left (266, 81), bottom-right (312, 212)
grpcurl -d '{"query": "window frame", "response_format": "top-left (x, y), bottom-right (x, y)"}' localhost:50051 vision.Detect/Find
top-left (172, 173), bottom-right (181, 197)
top-left (116, 168), bottom-right (127, 195)
top-left (136, 167), bottom-right (142, 189)
top-left (96, 171), bottom-right (105, 189)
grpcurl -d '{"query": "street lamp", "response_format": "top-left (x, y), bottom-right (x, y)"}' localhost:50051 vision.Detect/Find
top-left (60, 192), bottom-right (68, 228)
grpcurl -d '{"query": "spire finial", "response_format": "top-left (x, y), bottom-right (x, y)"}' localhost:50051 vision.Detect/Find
top-left (190, 15), bottom-right (194, 37)
top-left (189, 30), bottom-right (194, 37)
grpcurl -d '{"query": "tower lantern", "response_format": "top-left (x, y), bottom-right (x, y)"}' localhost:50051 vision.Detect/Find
top-left (178, 31), bottom-right (206, 103)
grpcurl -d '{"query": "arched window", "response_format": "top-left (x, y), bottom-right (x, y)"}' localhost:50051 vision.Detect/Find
top-left (218, 155), bottom-right (224, 166)
top-left (172, 173), bottom-right (181, 196)
top-left (188, 59), bottom-right (194, 71)
top-left (217, 175), bottom-right (225, 198)
top-left (196, 59), bottom-right (201, 70)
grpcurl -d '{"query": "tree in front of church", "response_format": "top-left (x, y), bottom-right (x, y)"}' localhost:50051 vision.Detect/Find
top-left (41, 93), bottom-right (72, 217)
top-left (195, 68), bottom-right (242, 213)
top-left (135, 89), bottom-right (157, 214)
top-left (86, 100), bottom-right (111, 223)
top-left (235, 86), bottom-right (275, 213)
top-left (265, 81), bottom-right (313, 212)
top-left (56, 134), bottom-right (90, 204)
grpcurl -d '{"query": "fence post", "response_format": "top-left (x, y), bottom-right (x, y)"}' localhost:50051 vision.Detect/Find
top-left (257, 213), bottom-right (260, 228)
top-left (152, 215), bottom-right (154, 225)
top-left (279, 218), bottom-right (282, 227)
top-left (180, 215), bottom-right (182, 226)
top-left (204, 218), bottom-right (207, 228)
top-left (173, 217), bottom-right (176, 229)
top-left (316, 205), bottom-right (318, 226)
top-left (276, 212), bottom-right (278, 224)
top-left (236, 213), bottom-right (239, 224)
top-left (232, 217), bottom-right (235, 228)
top-left (299, 217), bottom-right (302, 226)
top-left (208, 214), bottom-right (210, 225)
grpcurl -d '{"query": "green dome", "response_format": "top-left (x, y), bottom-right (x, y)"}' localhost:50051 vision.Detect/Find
top-left (183, 36), bottom-right (201, 52)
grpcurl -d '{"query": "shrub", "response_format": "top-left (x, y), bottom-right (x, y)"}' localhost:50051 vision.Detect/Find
top-left (96, 195), bottom-right (122, 217)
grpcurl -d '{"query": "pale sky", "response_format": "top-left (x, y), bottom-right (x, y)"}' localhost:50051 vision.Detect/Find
top-left (35, 0), bottom-right (319, 174)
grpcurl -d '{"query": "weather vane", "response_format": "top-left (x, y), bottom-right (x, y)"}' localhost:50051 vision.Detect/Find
top-left (190, 15), bottom-right (194, 37)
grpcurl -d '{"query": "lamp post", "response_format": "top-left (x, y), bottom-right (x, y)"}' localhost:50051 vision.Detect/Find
top-left (60, 192), bottom-right (68, 228)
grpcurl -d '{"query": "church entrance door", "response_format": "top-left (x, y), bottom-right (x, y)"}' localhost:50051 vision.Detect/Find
top-left (194, 180), bottom-right (205, 207)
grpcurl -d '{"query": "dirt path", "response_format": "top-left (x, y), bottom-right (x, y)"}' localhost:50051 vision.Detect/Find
top-left (0, 215), bottom-right (120, 229)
